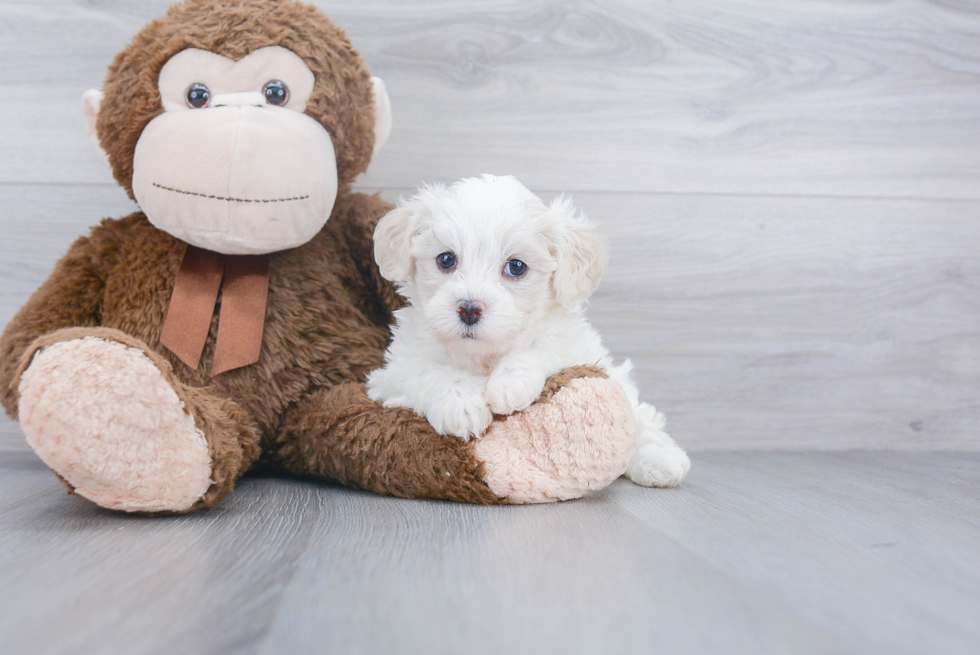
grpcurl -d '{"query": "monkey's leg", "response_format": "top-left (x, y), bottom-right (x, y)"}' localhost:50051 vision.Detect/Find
top-left (276, 366), bottom-right (636, 504)
top-left (14, 328), bottom-right (259, 513)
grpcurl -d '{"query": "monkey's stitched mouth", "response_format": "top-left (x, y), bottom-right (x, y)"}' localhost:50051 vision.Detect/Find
top-left (153, 183), bottom-right (309, 203)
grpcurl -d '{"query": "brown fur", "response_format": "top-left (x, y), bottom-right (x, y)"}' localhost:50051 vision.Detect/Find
top-left (529, 365), bottom-right (607, 405)
top-left (275, 365), bottom-right (610, 505)
top-left (277, 382), bottom-right (504, 504)
top-left (0, 0), bottom-right (610, 512)
top-left (97, 0), bottom-right (377, 200)
top-left (0, 191), bottom-right (415, 510)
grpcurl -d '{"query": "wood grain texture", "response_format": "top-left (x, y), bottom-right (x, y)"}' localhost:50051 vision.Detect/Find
top-left (1, 1), bottom-right (979, 198)
top-left (1, 4), bottom-right (978, 655)
top-left (2, 185), bottom-right (977, 452)
top-left (1, 451), bottom-right (977, 654)
top-left (0, 452), bottom-right (328, 654)
top-left (580, 191), bottom-right (980, 451)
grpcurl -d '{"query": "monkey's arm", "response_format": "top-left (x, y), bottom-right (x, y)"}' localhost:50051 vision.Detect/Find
top-left (276, 382), bottom-right (505, 503)
top-left (275, 366), bottom-right (636, 505)
top-left (336, 191), bottom-right (405, 325)
top-left (0, 222), bottom-right (121, 417)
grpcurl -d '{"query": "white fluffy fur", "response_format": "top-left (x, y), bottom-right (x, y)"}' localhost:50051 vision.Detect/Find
top-left (367, 175), bottom-right (690, 487)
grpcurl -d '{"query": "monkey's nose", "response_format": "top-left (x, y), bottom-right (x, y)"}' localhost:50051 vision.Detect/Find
top-left (457, 300), bottom-right (485, 326)
top-left (211, 92), bottom-right (266, 108)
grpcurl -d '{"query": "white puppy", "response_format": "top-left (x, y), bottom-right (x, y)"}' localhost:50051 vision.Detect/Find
top-left (367, 175), bottom-right (690, 487)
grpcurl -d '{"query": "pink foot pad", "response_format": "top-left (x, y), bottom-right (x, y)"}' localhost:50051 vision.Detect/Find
top-left (18, 337), bottom-right (212, 512)
top-left (475, 375), bottom-right (635, 503)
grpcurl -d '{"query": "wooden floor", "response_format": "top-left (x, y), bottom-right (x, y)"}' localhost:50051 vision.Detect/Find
top-left (1, 452), bottom-right (978, 654)
top-left (1, 1), bottom-right (979, 653)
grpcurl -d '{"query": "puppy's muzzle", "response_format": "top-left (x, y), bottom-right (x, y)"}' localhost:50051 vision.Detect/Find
top-left (456, 300), bottom-right (484, 326)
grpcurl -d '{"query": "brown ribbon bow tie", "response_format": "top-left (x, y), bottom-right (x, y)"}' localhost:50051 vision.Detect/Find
top-left (160, 246), bottom-right (270, 377)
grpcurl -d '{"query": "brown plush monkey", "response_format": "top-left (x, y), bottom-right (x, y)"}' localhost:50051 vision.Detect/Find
top-left (0, 0), bottom-right (636, 513)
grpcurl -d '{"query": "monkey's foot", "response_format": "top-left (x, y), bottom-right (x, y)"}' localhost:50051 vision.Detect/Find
top-left (18, 337), bottom-right (212, 513)
top-left (474, 367), bottom-right (635, 503)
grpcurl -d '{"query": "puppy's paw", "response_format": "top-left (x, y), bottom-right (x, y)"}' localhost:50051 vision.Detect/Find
top-left (626, 443), bottom-right (691, 488)
top-left (425, 388), bottom-right (493, 441)
top-left (485, 367), bottom-right (546, 416)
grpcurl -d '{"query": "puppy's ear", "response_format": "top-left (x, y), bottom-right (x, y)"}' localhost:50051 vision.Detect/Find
top-left (547, 196), bottom-right (609, 307)
top-left (374, 205), bottom-right (417, 281)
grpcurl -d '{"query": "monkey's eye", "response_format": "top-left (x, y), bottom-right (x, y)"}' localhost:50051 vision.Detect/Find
top-left (263, 80), bottom-right (290, 106)
top-left (436, 252), bottom-right (457, 271)
top-left (185, 83), bottom-right (211, 109)
top-left (503, 259), bottom-right (528, 278)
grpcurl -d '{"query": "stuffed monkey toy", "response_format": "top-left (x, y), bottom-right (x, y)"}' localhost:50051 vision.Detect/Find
top-left (0, 0), bottom-right (637, 513)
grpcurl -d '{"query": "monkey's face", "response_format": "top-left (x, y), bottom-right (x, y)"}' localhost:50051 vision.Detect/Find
top-left (122, 47), bottom-right (336, 255)
top-left (83, 0), bottom-right (392, 255)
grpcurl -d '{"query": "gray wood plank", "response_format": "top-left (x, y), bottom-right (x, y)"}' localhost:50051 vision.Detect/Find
top-left (0, 452), bottom-right (332, 654)
top-left (578, 191), bottom-right (980, 452)
top-left (1, 1), bottom-right (979, 198)
top-left (258, 477), bottom-right (845, 655)
top-left (611, 451), bottom-right (980, 655)
top-left (0, 419), bottom-right (23, 452)
top-left (3, 184), bottom-right (977, 452)
top-left (4, 451), bottom-right (976, 654)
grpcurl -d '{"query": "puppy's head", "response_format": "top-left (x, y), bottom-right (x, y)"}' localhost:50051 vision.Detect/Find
top-left (374, 175), bottom-right (608, 356)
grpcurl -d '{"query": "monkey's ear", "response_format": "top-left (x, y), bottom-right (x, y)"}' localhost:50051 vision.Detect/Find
top-left (370, 77), bottom-right (392, 156)
top-left (374, 205), bottom-right (416, 281)
top-left (81, 89), bottom-right (110, 167)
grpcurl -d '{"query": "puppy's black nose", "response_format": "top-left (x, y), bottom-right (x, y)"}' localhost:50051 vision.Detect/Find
top-left (457, 300), bottom-right (484, 326)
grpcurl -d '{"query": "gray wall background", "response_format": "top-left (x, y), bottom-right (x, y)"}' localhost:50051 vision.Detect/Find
top-left (1, 0), bottom-right (978, 452)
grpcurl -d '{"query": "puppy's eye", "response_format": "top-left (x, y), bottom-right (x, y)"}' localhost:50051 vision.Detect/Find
top-left (436, 252), bottom-right (457, 271)
top-left (504, 259), bottom-right (528, 278)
